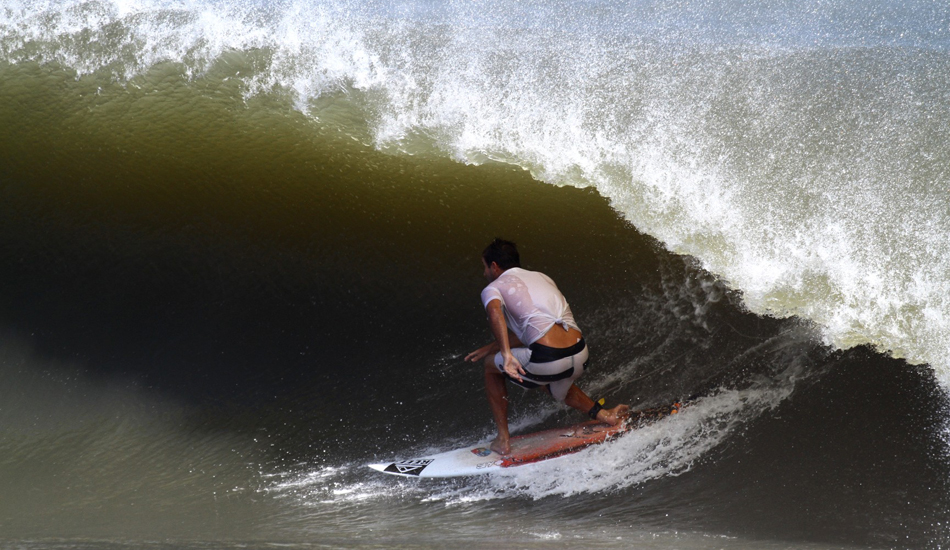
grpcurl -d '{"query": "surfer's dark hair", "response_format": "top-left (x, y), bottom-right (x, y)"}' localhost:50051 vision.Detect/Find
top-left (482, 238), bottom-right (521, 270)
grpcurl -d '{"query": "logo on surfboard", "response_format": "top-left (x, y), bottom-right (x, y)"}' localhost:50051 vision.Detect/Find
top-left (383, 459), bottom-right (434, 476)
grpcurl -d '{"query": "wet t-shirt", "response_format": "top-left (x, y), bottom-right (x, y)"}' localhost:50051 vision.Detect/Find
top-left (480, 268), bottom-right (580, 346)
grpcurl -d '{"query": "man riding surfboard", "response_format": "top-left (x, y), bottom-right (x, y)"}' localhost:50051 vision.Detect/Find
top-left (465, 239), bottom-right (630, 455)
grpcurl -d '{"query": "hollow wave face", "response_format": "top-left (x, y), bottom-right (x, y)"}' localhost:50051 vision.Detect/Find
top-left (3, 0), bottom-right (949, 383)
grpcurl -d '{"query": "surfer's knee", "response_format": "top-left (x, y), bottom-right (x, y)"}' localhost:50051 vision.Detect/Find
top-left (484, 355), bottom-right (501, 375)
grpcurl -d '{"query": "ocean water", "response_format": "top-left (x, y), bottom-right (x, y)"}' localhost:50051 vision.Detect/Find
top-left (1, 0), bottom-right (950, 548)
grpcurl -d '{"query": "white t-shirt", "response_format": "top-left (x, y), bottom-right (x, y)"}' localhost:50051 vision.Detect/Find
top-left (480, 267), bottom-right (580, 346)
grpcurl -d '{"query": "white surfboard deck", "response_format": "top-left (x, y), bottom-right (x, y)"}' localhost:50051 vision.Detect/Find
top-left (368, 402), bottom-right (683, 478)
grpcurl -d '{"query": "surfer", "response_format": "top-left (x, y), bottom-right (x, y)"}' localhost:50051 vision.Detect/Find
top-left (465, 238), bottom-right (630, 455)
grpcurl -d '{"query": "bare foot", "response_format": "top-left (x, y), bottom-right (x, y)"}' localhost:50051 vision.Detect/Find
top-left (598, 404), bottom-right (630, 426)
top-left (490, 436), bottom-right (510, 455)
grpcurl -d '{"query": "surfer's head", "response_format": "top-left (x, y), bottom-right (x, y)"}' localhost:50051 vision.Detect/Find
top-left (482, 238), bottom-right (520, 278)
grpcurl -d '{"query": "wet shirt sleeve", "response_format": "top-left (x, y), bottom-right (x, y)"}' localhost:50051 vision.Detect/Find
top-left (481, 285), bottom-right (503, 308)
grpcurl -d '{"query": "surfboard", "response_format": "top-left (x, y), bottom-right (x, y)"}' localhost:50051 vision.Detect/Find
top-left (368, 401), bottom-right (684, 478)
